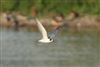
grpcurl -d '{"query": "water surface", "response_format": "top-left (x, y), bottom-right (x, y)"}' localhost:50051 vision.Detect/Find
top-left (0, 28), bottom-right (100, 67)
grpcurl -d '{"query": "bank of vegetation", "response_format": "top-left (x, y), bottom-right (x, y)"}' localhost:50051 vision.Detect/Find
top-left (1, 0), bottom-right (100, 16)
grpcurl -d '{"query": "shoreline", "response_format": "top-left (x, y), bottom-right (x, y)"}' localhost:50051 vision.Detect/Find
top-left (0, 13), bottom-right (100, 31)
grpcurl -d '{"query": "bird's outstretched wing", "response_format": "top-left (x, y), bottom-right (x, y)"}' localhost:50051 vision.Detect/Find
top-left (35, 18), bottom-right (48, 39)
top-left (48, 27), bottom-right (60, 39)
top-left (48, 20), bottom-right (67, 39)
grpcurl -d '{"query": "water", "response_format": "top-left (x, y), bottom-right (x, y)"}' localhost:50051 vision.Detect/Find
top-left (0, 28), bottom-right (100, 67)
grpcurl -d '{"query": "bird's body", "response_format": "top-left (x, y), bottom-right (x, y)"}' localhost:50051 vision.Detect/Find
top-left (39, 39), bottom-right (53, 43)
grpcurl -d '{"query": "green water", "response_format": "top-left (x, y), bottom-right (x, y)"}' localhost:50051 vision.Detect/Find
top-left (0, 28), bottom-right (100, 67)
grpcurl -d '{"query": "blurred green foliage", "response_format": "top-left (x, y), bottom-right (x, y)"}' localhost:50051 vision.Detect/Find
top-left (0, 0), bottom-right (100, 16)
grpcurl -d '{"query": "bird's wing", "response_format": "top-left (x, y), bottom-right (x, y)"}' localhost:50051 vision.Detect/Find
top-left (35, 18), bottom-right (48, 39)
top-left (48, 21), bottom-right (66, 39)
top-left (48, 27), bottom-right (60, 39)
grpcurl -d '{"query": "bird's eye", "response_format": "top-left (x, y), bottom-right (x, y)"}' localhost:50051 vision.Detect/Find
top-left (50, 38), bottom-right (52, 41)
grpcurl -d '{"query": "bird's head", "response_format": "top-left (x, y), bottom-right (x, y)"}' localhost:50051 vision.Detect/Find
top-left (48, 36), bottom-right (53, 41)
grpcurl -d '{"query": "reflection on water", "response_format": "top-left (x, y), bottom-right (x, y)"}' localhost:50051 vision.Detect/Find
top-left (0, 28), bottom-right (100, 67)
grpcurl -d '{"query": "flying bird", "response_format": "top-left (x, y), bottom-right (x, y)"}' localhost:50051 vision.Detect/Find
top-left (35, 18), bottom-right (61, 43)
top-left (35, 17), bottom-right (68, 43)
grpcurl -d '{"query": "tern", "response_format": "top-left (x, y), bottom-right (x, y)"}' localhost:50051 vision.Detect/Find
top-left (35, 18), bottom-right (67, 43)
top-left (35, 18), bottom-right (60, 43)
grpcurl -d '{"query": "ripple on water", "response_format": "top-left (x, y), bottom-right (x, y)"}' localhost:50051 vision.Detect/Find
top-left (0, 29), bottom-right (100, 67)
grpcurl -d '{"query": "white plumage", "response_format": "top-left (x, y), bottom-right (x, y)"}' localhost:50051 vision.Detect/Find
top-left (35, 18), bottom-right (53, 43)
